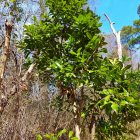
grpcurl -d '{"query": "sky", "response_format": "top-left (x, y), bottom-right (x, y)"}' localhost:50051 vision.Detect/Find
top-left (88, 0), bottom-right (140, 33)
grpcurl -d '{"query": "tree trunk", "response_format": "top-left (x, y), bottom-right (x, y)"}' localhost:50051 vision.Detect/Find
top-left (104, 13), bottom-right (123, 62)
top-left (0, 20), bottom-right (13, 114)
top-left (89, 114), bottom-right (96, 140)
top-left (75, 123), bottom-right (81, 140)
top-left (116, 31), bottom-right (122, 61)
top-left (0, 20), bottom-right (13, 86)
top-left (73, 101), bottom-right (81, 140)
top-left (91, 123), bottom-right (96, 140)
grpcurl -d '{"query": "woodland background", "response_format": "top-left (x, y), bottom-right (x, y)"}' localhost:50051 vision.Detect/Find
top-left (0, 0), bottom-right (140, 140)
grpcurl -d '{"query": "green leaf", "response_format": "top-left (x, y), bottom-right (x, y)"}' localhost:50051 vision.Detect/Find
top-left (69, 131), bottom-right (74, 138)
top-left (44, 133), bottom-right (51, 139)
top-left (81, 112), bottom-right (86, 118)
top-left (104, 95), bottom-right (111, 102)
top-left (86, 32), bottom-right (92, 39)
top-left (122, 65), bottom-right (131, 73)
top-left (55, 62), bottom-right (62, 69)
top-left (36, 134), bottom-right (43, 140)
top-left (100, 48), bottom-right (107, 53)
top-left (10, 0), bottom-right (16, 2)
top-left (120, 100), bottom-right (128, 106)
top-left (77, 48), bottom-right (82, 56)
top-left (122, 88), bottom-right (129, 96)
top-left (87, 70), bottom-right (94, 73)
top-left (111, 103), bottom-right (119, 112)
top-left (69, 50), bottom-right (77, 55)
top-left (57, 129), bottom-right (66, 137)
top-left (71, 137), bottom-right (79, 140)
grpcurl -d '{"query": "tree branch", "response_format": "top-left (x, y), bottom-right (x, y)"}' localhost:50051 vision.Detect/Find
top-left (0, 63), bottom-right (36, 115)
top-left (104, 13), bottom-right (123, 61)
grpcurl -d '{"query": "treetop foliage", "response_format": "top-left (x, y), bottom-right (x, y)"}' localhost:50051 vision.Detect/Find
top-left (22, 0), bottom-right (106, 87)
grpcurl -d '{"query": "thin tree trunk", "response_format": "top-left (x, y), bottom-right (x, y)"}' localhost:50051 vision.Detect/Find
top-left (0, 20), bottom-right (13, 86)
top-left (104, 13), bottom-right (123, 62)
top-left (75, 124), bottom-right (81, 140)
top-left (91, 123), bottom-right (96, 140)
top-left (89, 114), bottom-right (96, 140)
top-left (0, 20), bottom-right (13, 114)
top-left (73, 101), bottom-right (81, 140)
top-left (116, 31), bottom-right (122, 61)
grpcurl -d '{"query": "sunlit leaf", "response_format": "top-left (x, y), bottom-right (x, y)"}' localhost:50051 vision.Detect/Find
top-left (111, 103), bottom-right (119, 112)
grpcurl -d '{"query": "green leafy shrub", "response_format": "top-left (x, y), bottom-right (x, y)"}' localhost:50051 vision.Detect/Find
top-left (21, 0), bottom-right (140, 139)
top-left (36, 129), bottom-right (78, 140)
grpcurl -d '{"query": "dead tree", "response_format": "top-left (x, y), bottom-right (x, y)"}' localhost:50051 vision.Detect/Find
top-left (0, 20), bottom-right (35, 115)
top-left (104, 13), bottom-right (123, 61)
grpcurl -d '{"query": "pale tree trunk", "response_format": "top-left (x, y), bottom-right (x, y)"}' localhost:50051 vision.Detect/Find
top-left (91, 123), bottom-right (96, 140)
top-left (116, 31), bottom-right (122, 61)
top-left (75, 124), bottom-right (81, 140)
top-left (72, 87), bottom-right (86, 140)
top-left (0, 20), bottom-right (13, 113)
top-left (104, 13), bottom-right (123, 62)
top-left (0, 20), bottom-right (13, 85)
top-left (73, 101), bottom-right (81, 140)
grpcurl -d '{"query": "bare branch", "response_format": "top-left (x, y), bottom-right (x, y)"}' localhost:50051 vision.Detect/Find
top-left (0, 63), bottom-right (36, 115)
top-left (104, 13), bottom-right (112, 24)
top-left (104, 13), bottom-right (123, 61)
top-left (22, 63), bottom-right (36, 81)
top-left (104, 13), bottom-right (116, 37)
